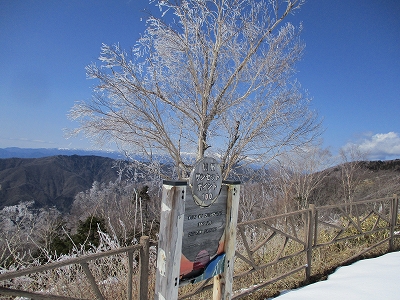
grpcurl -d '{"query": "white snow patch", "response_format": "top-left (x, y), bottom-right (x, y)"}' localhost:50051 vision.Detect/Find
top-left (271, 251), bottom-right (400, 300)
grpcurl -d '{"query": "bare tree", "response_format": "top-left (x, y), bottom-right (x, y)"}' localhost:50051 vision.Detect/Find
top-left (0, 202), bottom-right (63, 267)
top-left (283, 146), bottom-right (332, 209)
top-left (265, 145), bottom-right (332, 213)
top-left (338, 144), bottom-right (368, 212)
top-left (268, 161), bottom-right (296, 214)
top-left (69, 0), bottom-right (320, 179)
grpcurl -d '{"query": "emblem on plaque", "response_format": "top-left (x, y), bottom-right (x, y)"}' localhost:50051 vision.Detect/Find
top-left (189, 157), bottom-right (222, 207)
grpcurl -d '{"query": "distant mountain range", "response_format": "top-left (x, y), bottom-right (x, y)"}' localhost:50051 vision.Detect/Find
top-left (0, 155), bottom-right (120, 212)
top-left (0, 147), bottom-right (123, 159)
top-left (1, 147), bottom-right (399, 214)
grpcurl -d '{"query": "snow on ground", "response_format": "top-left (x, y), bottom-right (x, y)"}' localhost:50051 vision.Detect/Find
top-left (272, 251), bottom-right (400, 300)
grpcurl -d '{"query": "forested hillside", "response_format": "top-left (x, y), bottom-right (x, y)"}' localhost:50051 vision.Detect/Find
top-left (310, 159), bottom-right (400, 207)
top-left (0, 155), bottom-right (120, 212)
top-left (1, 155), bottom-right (400, 215)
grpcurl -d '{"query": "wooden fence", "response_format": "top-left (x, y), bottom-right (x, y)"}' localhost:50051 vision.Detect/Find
top-left (231, 195), bottom-right (399, 298)
top-left (1, 195), bottom-right (399, 299)
top-left (0, 237), bottom-right (156, 300)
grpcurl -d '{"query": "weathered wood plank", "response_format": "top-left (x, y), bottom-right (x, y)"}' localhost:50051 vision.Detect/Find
top-left (234, 248), bottom-right (307, 279)
top-left (127, 250), bottom-right (134, 300)
top-left (214, 182), bottom-right (240, 300)
top-left (80, 262), bottom-right (105, 300)
top-left (0, 287), bottom-right (85, 300)
top-left (232, 265), bottom-right (306, 299)
top-left (389, 194), bottom-right (398, 251)
top-left (179, 279), bottom-right (213, 299)
top-left (306, 205), bottom-right (315, 281)
top-left (237, 226), bottom-right (255, 261)
top-left (139, 236), bottom-right (150, 300)
top-left (258, 222), bottom-right (306, 246)
top-left (0, 245), bottom-right (142, 282)
top-left (251, 231), bottom-right (277, 254)
top-left (154, 181), bottom-right (186, 300)
top-left (234, 252), bottom-right (258, 270)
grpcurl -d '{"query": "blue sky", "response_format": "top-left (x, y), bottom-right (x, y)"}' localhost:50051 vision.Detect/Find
top-left (0, 0), bottom-right (399, 160)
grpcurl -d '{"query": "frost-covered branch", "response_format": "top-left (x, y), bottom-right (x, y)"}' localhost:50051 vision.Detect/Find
top-left (69, 0), bottom-right (319, 179)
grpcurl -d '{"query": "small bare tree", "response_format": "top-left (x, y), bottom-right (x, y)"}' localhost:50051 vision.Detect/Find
top-left (266, 145), bottom-right (332, 212)
top-left (268, 162), bottom-right (296, 214)
top-left (338, 144), bottom-right (368, 213)
top-left (0, 202), bottom-right (63, 267)
top-left (69, 0), bottom-right (320, 178)
top-left (284, 146), bottom-right (332, 209)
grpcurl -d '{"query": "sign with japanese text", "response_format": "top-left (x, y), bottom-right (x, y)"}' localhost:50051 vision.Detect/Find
top-left (180, 157), bottom-right (226, 283)
top-left (189, 157), bottom-right (223, 207)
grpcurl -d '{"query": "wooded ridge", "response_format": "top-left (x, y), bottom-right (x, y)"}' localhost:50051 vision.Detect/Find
top-left (0, 154), bottom-right (399, 214)
top-left (0, 155), bottom-right (119, 212)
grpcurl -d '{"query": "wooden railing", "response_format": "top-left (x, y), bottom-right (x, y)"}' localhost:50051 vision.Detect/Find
top-left (231, 195), bottom-right (399, 299)
top-left (1, 195), bottom-right (399, 299)
top-left (0, 236), bottom-right (155, 300)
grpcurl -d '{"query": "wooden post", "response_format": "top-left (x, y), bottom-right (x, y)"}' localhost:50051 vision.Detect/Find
top-left (154, 181), bottom-right (186, 300)
top-left (306, 204), bottom-right (315, 282)
top-left (313, 208), bottom-right (318, 247)
top-left (389, 194), bottom-right (398, 251)
top-left (127, 250), bottom-right (134, 300)
top-left (80, 262), bottom-right (105, 300)
top-left (139, 236), bottom-right (150, 300)
top-left (213, 181), bottom-right (240, 300)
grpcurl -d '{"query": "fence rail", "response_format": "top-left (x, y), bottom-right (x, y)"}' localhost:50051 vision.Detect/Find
top-left (0, 236), bottom-right (155, 300)
top-left (1, 195), bottom-right (399, 299)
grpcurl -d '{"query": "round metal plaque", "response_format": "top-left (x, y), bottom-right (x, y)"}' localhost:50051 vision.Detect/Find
top-left (189, 157), bottom-right (222, 207)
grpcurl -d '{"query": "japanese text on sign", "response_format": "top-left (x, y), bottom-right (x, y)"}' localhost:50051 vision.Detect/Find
top-left (189, 157), bottom-right (223, 207)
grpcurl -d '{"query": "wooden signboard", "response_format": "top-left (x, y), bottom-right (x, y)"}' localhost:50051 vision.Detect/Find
top-left (155, 157), bottom-right (240, 300)
top-left (180, 157), bottom-right (226, 283)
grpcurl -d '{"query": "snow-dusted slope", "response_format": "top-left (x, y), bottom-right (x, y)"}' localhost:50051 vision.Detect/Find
top-left (273, 251), bottom-right (400, 300)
